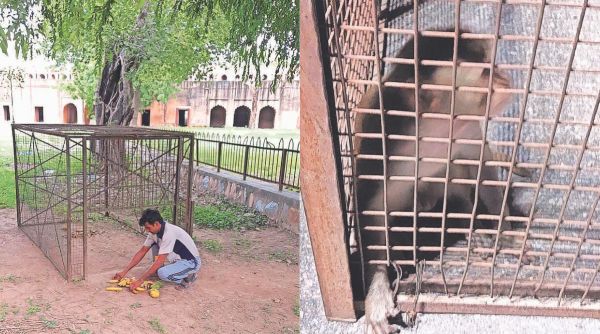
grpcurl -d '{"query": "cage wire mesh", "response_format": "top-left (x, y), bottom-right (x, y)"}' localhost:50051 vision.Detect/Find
top-left (322, 0), bottom-right (600, 312)
top-left (12, 124), bottom-right (194, 281)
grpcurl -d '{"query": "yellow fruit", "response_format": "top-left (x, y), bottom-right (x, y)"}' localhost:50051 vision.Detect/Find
top-left (135, 287), bottom-right (145, 292)
top-left (118, 278), bottom-right (132, 287)
top-left (149, 289), bottom-right (160, 298)
top-left (105, 287), bottom-right (123, 292)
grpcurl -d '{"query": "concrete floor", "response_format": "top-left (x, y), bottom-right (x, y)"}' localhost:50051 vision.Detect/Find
top-left (299, 201), bottom-right (600, 334)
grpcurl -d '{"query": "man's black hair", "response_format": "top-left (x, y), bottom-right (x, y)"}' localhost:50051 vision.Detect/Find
top-left (139, 208), bottom-right (163, 226)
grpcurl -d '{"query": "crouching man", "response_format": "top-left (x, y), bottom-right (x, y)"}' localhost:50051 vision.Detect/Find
top-left (113, 208), bottom-right (201, 292)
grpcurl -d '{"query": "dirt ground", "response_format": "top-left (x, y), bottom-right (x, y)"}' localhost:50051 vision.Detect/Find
top-left (0, 209), bottom-right (299, 334)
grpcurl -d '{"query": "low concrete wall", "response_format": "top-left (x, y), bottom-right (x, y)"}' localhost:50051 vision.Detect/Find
top-left (193, 166), bottom-right (300, 233)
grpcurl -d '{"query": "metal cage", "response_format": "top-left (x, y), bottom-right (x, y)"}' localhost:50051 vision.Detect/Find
top-left (302, 0), bottom-right (600, 321)
top-left (12, 124), bottom-right (194, 281)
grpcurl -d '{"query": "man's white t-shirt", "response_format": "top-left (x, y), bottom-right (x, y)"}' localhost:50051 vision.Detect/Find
top-left (143, 221), bottom-right (200, 262)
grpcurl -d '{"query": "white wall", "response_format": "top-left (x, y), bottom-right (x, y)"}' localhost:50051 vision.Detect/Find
top-left (0, 71), bottom-right (85, 125)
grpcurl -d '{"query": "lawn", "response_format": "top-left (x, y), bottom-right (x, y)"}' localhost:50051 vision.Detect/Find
top-left (158, 125), bottom-right (299, 146)
top-left (157, 126), bottom-right (301, 189)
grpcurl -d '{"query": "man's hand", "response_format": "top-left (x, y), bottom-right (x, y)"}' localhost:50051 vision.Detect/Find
top-left (129, 279), bottom-right (143, 293)
top-left (113, 271), bottom-right (127, 281)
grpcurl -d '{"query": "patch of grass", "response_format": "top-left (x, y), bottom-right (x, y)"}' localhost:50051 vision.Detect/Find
top-left (293, 300), bottom-right (300, 317)
top-left (0, 303), bottom-right (8, 321)
top-left (0, 274), bottom-right (18, 283)
top-left (78, 330), bottom-right (91, 334)
top-left (269, 250), bottom-right (297, 264)
top-left (233, 237), bottom-right (252, 248)
top-left (130, 302), bottom-right (142, 309)
top-left (41, 316), bottom-right (58, 329)
top-left (26, 298), bottom-right (41, 316)
top-left (0, 157), bottom-right (15, 209)
top-left (88, 213), bottom-right (106, 222)
top-left (148, 318), bottom-right (166, 334)
top-left (193, 200), bottom-right (267, 230)
top-left (202, 239), bottom-right (223, 253)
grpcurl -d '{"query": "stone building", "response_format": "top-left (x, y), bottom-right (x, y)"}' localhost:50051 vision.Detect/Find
top-left (0, 69), bottom-right (86, 125)
top-left (137, 78), bottom-right (300, 129)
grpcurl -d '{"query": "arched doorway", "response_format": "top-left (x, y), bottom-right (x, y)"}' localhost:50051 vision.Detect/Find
top-left (233, 106), bottom-right (250, 127)
top-left (63, 103), bottom-right (77, 124)
top-left (209, 106), bottom-right (226, 127)
top-left (258, 106), bottom-right (275, 129)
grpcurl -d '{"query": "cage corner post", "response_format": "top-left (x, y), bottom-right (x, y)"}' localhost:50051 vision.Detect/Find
top-left (186, 135), bottom-right (194, 235)
top-left (11, 124), bottom-right (22, 227)
top-left (300, 0), bottom-right (358, 322)
top-left (173, 136), bottom-right (184, 227)
top-left (65, 135), bottom-right (73, 282)
top-left (82, 138), bottom-right (88, 280)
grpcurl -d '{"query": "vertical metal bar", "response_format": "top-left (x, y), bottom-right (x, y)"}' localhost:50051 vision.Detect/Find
top-left (11, 125), bottom-right (22, 227)
top-left (82, 138), bottom-right (88, 280)
top-left (186, 136), bottom-right (194, 235)
top-left (411, 0), bottom-right (421, 267)
top-left (65, 136), bottom-right (72, 281)
top-left (581, 202), bottom-right (600, 303)
top-left (270, 146), bottom-right (276, 182)
top-left (560, 193), bottom-right (600, 304)
top-left (104, 141), bottom-right (109, 216)
top-left (351, 0), bottom-right (390, 273)
top-left (173, 137), bottom-right (184, 226)
top-left (196, 139), bottom-right (199, 166)
top-left (457, 0), bottom-right (504, 296)
top-left (505, 0), bottom-right (578, 298)
top-left (278, 149), bottom-right (288, 191)
top-left (532, 0), bottom-right (589, 295)
top-left (243, 145), bottom-right (250, 180)
top-left (492, 0), bottom-right (547, 298)
top-left (217, 141), bottom-right (223, 172)
top-left (380, 0), bottom-right (388, 77)
top-left (437, 0), bottom-right (462, 295)
top-left (237, 143), bottom-right (242, 172)
top-left (258, 143), bottom-right (264, 179)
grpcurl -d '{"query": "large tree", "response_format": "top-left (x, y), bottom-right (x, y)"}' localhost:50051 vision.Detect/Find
top-left (0, 0), bottom-right (299, 125)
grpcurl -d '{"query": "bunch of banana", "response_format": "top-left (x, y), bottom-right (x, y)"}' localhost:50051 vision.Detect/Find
top-left (105, 277), bottom-right (135, 292)
top-left (140, 280), bottom-right (154, 289)
top-left (132, 281), bottom-right (154, 294)
top-left (116, 277), bottom-right (135, 287)
top-left (105, 277), bottom-right (160, 297)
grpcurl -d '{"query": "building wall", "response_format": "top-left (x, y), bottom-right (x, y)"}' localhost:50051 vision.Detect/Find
top-left (0, 71), bottom-right (86, 125)
top-left (139, 79), bottom-right (299, 129)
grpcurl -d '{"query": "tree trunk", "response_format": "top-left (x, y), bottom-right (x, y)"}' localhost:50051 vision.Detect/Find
top-left (94, 51), bottom-right (136, 125)
top-left (93, 2), bottom-right (149, 126)
top-left (250, 85), bottom-right (258, 128)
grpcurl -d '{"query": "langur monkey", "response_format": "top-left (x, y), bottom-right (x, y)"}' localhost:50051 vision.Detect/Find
top-left (355, 33), bottom-right (519, 334)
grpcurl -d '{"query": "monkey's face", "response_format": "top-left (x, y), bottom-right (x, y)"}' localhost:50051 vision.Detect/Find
top-left (422, 65), bottom-right (512, 117)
